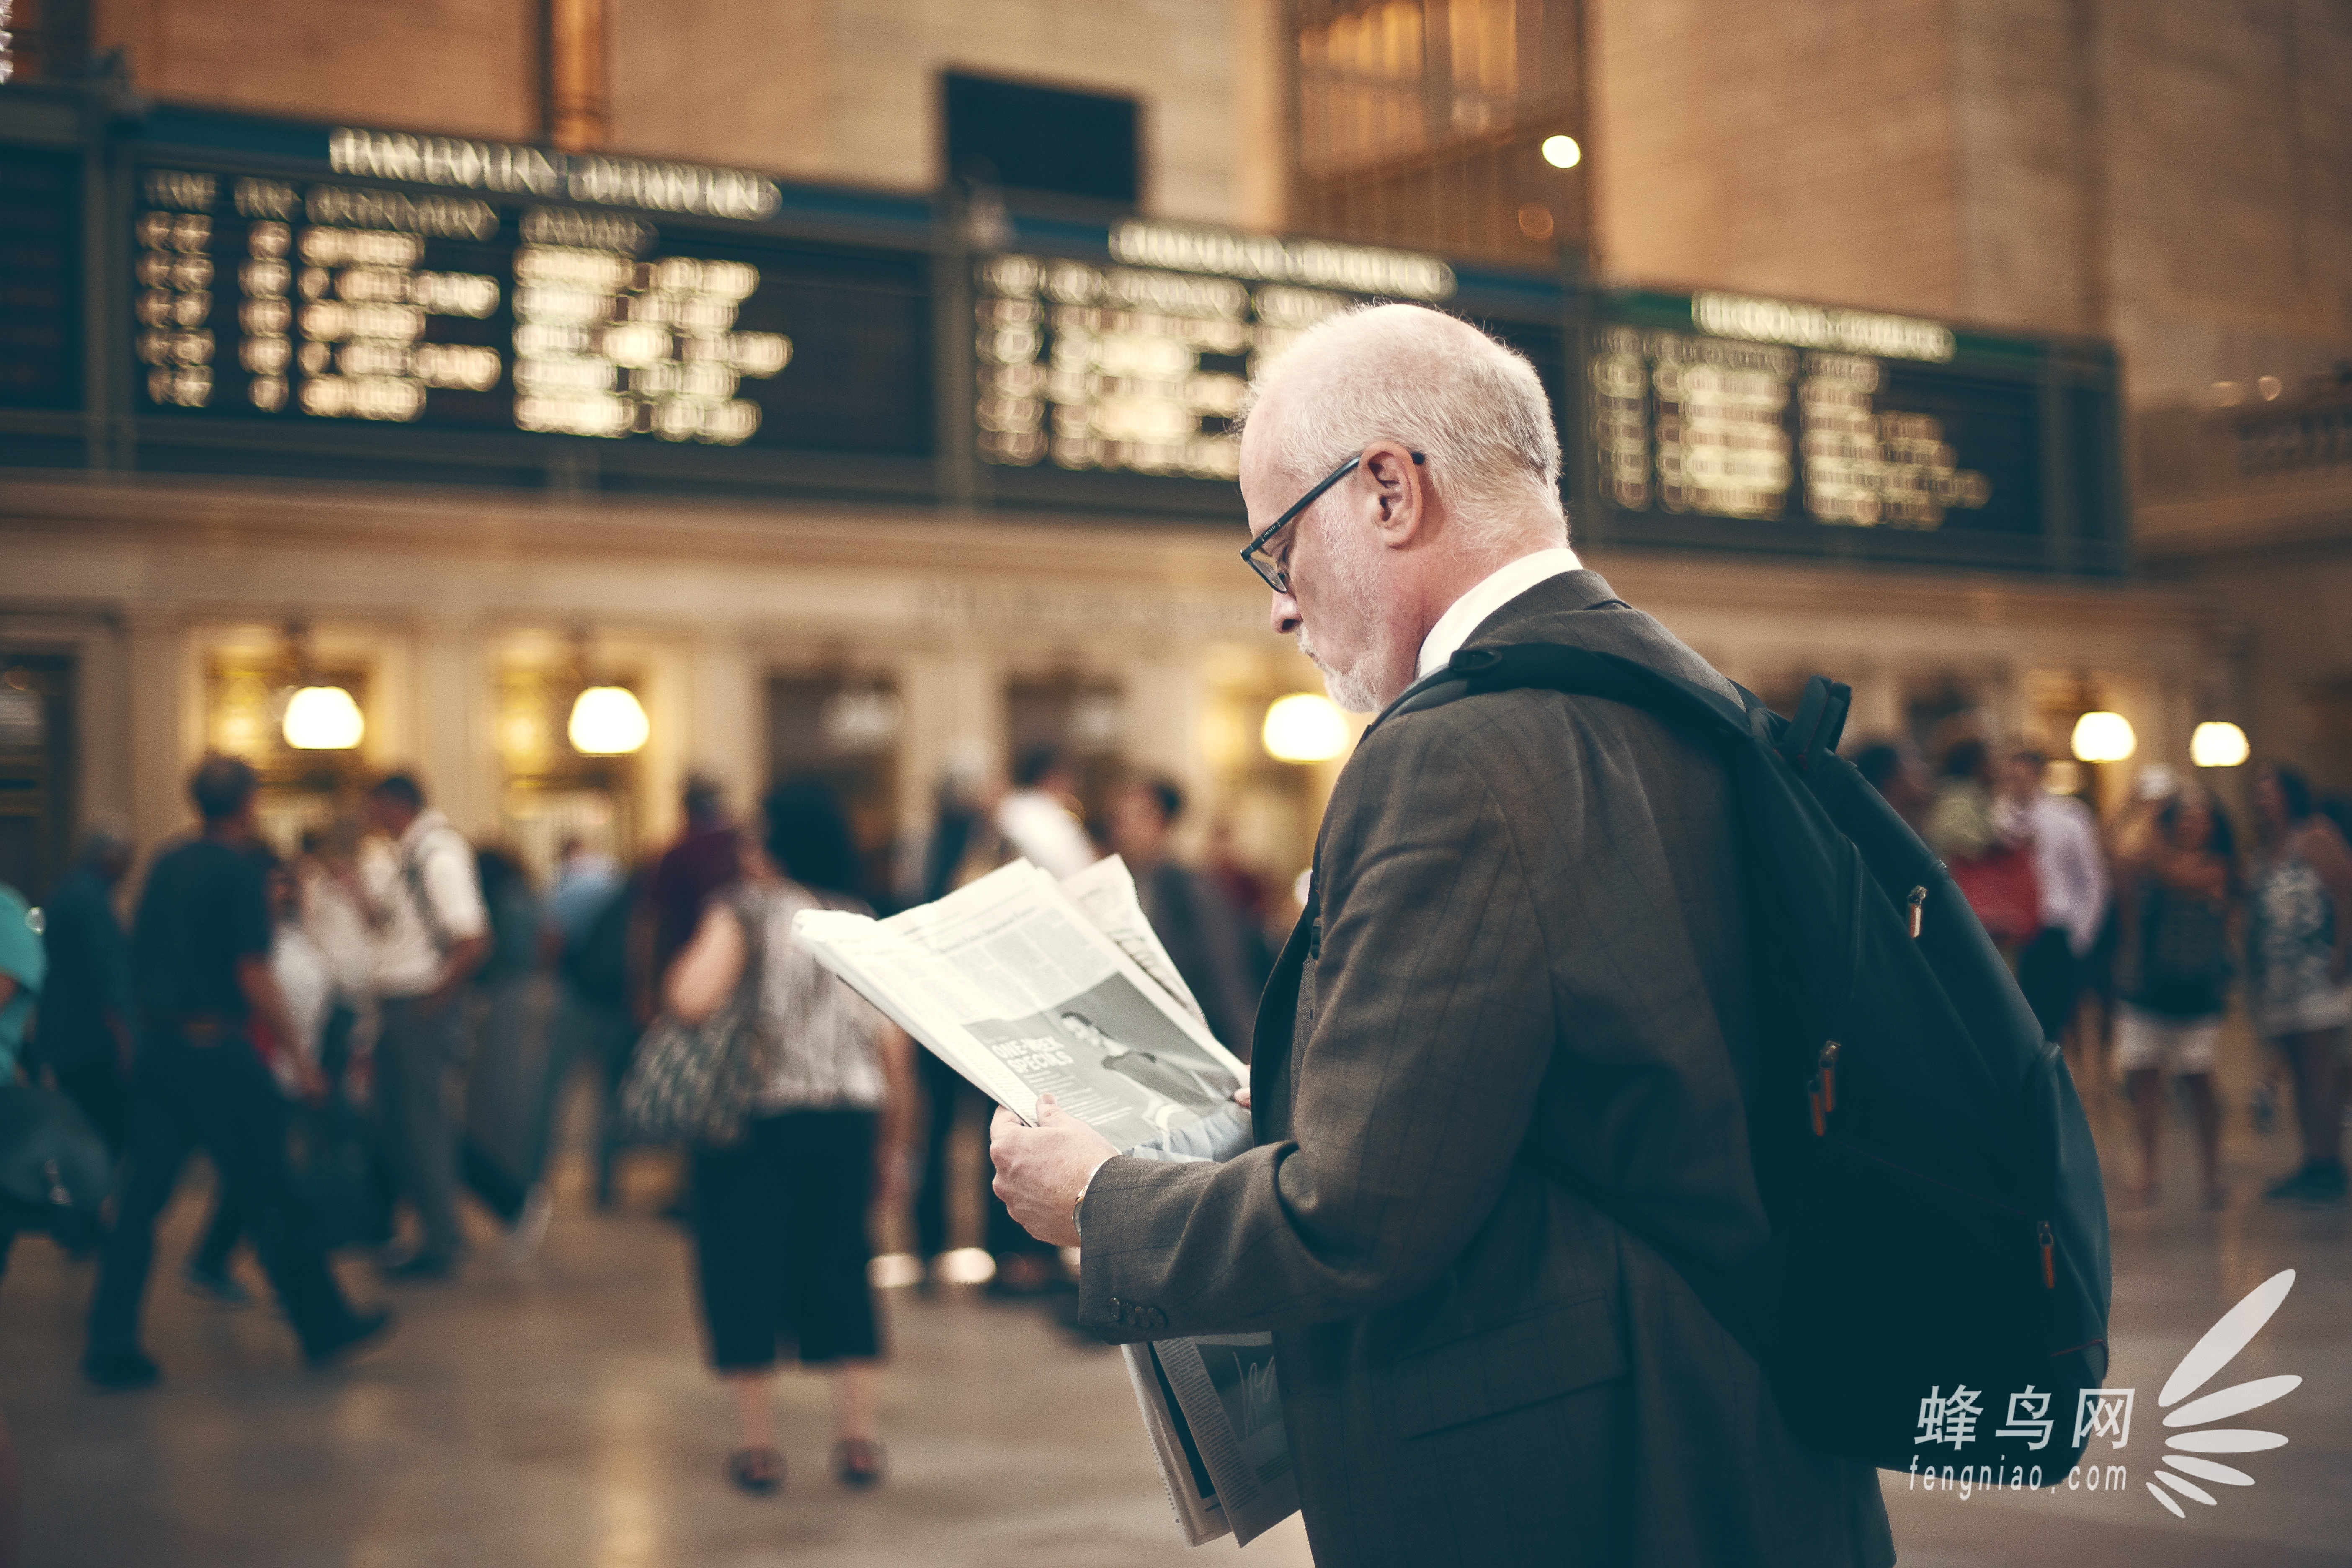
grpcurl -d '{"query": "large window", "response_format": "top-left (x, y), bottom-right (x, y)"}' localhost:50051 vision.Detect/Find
top-left (1289, 0), bottom-right (1587, 265)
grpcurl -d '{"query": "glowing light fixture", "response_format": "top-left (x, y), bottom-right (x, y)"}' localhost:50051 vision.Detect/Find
top-left (568, 685), bottom-right (649, 755)
top-left (2190, 721), bottom-right (2249, 769)
top-left (281, 684), bottom-right (365, 750)
top-left (1262, 692), bottom-right (1349, 763)
top-left (1541, 134), bottom-right (1582, 169)
top-left (2070, 710), bottom-right (2136, 765)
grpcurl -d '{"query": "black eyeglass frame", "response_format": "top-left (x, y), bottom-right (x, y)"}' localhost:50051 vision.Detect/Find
top-left (1239, 450), bottom-right (1426, 594)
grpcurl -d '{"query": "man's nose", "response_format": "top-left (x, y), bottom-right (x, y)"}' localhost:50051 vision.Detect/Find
top-left (1270, 591), bottom-right (1301, 636)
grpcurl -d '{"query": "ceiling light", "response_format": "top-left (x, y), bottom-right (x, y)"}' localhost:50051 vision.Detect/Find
top-left (1262, 692), bottom-right (1349, 763)
top-left (2070, 711), bottom-right (2136, 765)
top-left (282, 685), bottom-right (365, 750)
top-left (1541, 134), bottom-right (1582, 169)
top-left (2190, 722), bottom-right (2249, 769)
top-left (568, 685), bottom-right (649, 755)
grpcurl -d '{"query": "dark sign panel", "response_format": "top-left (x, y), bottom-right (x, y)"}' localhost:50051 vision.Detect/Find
top-left (970, 216), bottom-right (1563, 519)
top-left (129, 164), bottom-right (929, 458)
top-left (1584, 288), bottom-right (2121, 572)
top-left (0, 100), bottom-right (2124, 571)
top-left (0, 145), bottom-right (80, 410)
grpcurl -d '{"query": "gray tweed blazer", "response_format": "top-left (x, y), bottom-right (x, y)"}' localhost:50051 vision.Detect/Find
top-left (1077, 570), bottom-right (1895, 1567)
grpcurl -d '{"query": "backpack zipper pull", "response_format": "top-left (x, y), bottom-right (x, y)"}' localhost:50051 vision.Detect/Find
top-left (1818, 1041), bottom-right (1839, 1114)
top-left (1906, 885), bottom-right (1927, 939)
top-left (2038, 1219), bottom-right (2055, 1289)
top-left (1808, 1078), bottom-right (1824, 1137)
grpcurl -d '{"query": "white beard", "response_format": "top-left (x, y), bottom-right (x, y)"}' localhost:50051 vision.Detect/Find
top-left (1295, 518), bottom-right (1392, 714)
top-left (1310, 650), bottom-right (1385, 715)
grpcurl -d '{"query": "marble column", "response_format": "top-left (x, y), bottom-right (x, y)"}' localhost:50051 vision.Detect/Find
top-left (412, 618), bottom-right (492, 837)
top-left (123, 607), bottom-right (190, 856)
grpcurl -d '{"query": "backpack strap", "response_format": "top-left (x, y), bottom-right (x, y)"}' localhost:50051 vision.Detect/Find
top-left (1779, 675), bottom-right (1854, 774)
top-left (1374, 642), bottom-right (1758, 747)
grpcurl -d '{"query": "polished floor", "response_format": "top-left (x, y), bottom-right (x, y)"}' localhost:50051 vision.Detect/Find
top-left (2, 1057), bottom-right (2347, 1567)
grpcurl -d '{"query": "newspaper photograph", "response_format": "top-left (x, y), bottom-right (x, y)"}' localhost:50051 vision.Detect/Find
top-left (792, 855), bottom-right (1294, 1547)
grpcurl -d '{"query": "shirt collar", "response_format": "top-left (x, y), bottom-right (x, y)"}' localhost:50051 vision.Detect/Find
top-left (1415, 547), bottom-right (1585, 681)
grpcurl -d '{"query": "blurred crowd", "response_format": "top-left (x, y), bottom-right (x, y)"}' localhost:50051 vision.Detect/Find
top-left (0, 743), bottom-right (1283, 1509)
top-left (2, 727), bottom-right (2345, 1534)
top-left (1851, 735), bottom-right (2352, 1211)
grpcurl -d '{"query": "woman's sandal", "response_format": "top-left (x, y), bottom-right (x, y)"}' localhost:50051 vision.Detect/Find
top-left (726, 1446), bottom-right (784, 1496)
top-left (833, 1438), bottom-right (888, 1489)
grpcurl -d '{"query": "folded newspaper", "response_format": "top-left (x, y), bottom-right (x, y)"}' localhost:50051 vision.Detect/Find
top-left (792, 857), bottom-right (1299, 1546)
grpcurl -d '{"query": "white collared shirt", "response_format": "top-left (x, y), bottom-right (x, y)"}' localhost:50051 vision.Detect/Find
top-left (362, 808), bottom-right (487, 997)
top-left (1415, 546), bottom-right (1585, 681)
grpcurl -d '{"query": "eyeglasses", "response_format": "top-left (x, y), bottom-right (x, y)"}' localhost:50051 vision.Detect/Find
top-left (1239, 450), bottom-right (1426, 595)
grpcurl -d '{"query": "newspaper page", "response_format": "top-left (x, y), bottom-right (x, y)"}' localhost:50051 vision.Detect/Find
top-left (792, 857), bottom-right (1296, 1546)
top-left (794, 860), bottom-right (1244, 1150)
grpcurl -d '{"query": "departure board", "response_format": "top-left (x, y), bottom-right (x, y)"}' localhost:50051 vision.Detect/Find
top-left (1589, 292), bottom-right (2045, 539)
top-left (129, 165), bottom-right (929, 455)
top-left (0, 146), bottom-right (80, 410)
top-left (974, 220), bottom-right (1462, 481)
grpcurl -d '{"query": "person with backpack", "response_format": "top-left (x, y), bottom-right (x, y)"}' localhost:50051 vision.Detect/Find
top-left (989, 305), bottom-right (1900, 1567)
top-left (360, 772), bottom-right (488, 1281)
top-left (2112, 788), bottom-right (2237, 1209)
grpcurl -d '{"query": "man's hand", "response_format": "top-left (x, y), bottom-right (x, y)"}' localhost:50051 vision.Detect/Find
top-left (990, 1093), bottom-right (1120, 1248)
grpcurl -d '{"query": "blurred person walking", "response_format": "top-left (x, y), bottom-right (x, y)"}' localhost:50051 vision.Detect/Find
top-left (546, 835), bottom-right (622, 940)
top-left (2249, 762), bottom-right (2352, 1205)
top-left (533, 860), bottom-right (643, 1212)
top-left (361, 772), bottom-right (488, 1281)
top-left (456, 846), bottom-right (554, 1261)
top-left (648, 775), bottom-right (741, 1007)
top-left (81, 756), bottom-right (389, 1389)
top-left (663, 780), bottom-right (915, 1495)
top-left (0, 879), bottom-right (52, 1282)
top-left (31, 826), bottom-right (136, 1155)
top-left (993, 746), bottom-right (1098, 881)
top-left (182, 855), bottom-right (341, 1300)
top-left (1926, 738), bottom-right (2041, 961)
top-left (1105, 774), bottom-right (1263, 1059)
top-left (2112, 788), bottom-right (2237, 1208)
top-left (1998, 749), bottom-right (2111, 1052)
top-left (910, 774), bottom-right (985, 1279)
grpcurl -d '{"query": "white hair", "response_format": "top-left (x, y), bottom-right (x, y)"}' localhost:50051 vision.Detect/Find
top-left (1238, 303), bottom-right (1567, 549)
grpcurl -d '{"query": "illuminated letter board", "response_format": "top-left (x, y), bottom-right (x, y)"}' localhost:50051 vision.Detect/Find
top-left (0, 98), bottom-right (2123, 572)
top-left (1583, 287), bottom-right (2121, 573)
top-left (113, 108), bottom-right (933, 491)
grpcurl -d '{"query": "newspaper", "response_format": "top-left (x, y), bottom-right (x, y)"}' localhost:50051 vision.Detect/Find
top-left (792, 857), bottom-right (1298, 1547)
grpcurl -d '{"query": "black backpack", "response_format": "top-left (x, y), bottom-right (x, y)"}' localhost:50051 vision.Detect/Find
top-left (1392, 643), bottom-right (2112, 1475)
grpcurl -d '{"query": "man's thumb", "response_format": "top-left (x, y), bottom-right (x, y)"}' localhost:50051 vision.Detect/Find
top-left (1035, 1092), bottom-right (1060, 1120)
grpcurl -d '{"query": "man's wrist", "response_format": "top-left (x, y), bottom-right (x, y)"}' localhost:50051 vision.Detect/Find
top-left (1072, 1155), bottom-right (1115, 1241)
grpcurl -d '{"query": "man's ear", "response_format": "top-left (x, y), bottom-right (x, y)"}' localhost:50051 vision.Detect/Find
top-left (1363, 443), bottom-right (1426, 547)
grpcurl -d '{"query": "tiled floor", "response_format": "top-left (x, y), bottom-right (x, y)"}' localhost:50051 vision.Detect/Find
top-left (2, 1069), bottom-right (2346, 1566)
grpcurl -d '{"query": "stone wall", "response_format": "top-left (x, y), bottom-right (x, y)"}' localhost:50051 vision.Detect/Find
top-left (608, 0), bottom-right (1279, 224)
top-left (95, 0), bottom-right (537, 142)
top-left (1589, 0), bottom-right (2352, 410)
top-left (1588, 0), bottom-right (1969, 316)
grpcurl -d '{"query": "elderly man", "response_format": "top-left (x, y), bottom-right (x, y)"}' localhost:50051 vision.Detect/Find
top-left (991, 305), bottom-right (1892, 1565)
